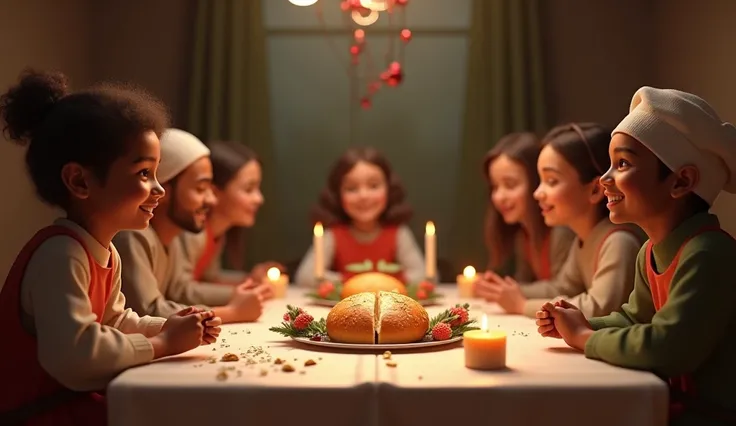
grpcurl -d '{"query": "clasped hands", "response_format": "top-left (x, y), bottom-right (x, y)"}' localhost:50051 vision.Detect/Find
top-left (535, 300), bottom-right (594, 351)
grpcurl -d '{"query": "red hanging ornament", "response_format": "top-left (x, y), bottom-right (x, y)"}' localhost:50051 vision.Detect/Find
top-left (389, 61), bottom-right (401, 72)
top-left (400, 28), bottom-right (412, 42)
top-left (395, 0), bottom-right (409, 5)
top-left (354, 29), bottom-right (365, 43)
top-left (350, 45), bottom-right (361, 56)
top-left (340, 1), bottom-right (351, 11)
top-left (360, 97), bottom-right (372, 109)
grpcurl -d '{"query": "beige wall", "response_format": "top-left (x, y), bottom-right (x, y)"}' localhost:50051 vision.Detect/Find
top-left (0, 0), bottom-right (92, 279)
top-left (652, 0), bottom-right (736, 236)
top-left (1, 0), bottom-right (735, 278)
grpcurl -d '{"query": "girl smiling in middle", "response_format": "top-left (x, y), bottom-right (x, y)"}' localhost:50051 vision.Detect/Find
top-left (478, 124), bottom-right (643, 318)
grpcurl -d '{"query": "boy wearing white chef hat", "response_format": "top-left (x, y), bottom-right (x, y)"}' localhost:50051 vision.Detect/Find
top-left (537, 86), bottom-right (736, 425)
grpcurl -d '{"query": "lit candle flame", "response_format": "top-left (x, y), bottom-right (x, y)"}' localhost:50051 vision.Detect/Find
top-left (267, 267), bottom-right (281, 281)
top-left (481, 314), bottom-right (488, 332)
top-left (314, 222), bottom-right (323, 237)
top-left (463, 266), bottom-right (476, 279)
top-left (425, 221), bottom-right (435, 236)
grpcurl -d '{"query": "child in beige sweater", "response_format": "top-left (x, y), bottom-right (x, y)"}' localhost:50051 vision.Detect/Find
top-left (0, 70), bottom-right (219, 426)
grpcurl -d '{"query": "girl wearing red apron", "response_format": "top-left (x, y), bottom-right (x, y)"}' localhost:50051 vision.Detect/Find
top-left (478, 124), bottom-right (642, 319)
top-left (294, 147), bottom-right (425, 287)
top-left (0, 70), bottom-right (219, 425)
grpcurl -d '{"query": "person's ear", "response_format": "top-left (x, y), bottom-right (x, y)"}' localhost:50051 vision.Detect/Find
top-left (670, 165), bottom-right (699, 199)
top-left (60, 163), bottom-right (92, 200)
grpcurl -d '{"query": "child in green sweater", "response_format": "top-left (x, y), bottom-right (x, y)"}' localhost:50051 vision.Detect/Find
top-left (536, 87), bottom-right (736, 425)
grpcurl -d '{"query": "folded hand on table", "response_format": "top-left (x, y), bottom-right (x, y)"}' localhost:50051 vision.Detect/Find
top-left (473, 270), bottom-right (527, 314)
top-left (176, 306), bottom-right (222, 344)
top-left (536, 300), bottom-right (593, 350)
top-left (153, 308), bottom-right (217, 358)
top-left (221, 281), bottom-right (265, 323)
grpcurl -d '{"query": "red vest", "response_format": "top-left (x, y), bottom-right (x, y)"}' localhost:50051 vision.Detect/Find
top-left (193, 225), bottom-right (222, 281)
top-left (0, 226), bottom-right (113, 425)
top-left (645, 225), bottom-right (730, 421)
top-left (332, 225), bottom-right (405, 282)
top-left (521, 232), bottom-right (552, 280)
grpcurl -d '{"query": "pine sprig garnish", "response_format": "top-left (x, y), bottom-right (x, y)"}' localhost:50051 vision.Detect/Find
top-left (269, 306), bottom-right (327, 338)
top-left (426, 303), bottom-right (479, 339)
top-left (269, 318), bottom-right (326, 338)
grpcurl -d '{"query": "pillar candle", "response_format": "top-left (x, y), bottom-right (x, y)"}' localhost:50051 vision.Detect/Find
top-left (267, 267), bottom-right (289, 299)
top-left (314, 222), bottom-right (324, 279)
top-left (425, 221), bottom-right (436, 280)
top-left (457, 266), bottom-right (476, 298)
top-left (463, 315), bottom-right (506, 370)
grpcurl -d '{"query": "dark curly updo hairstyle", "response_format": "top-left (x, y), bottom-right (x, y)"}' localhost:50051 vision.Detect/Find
top-left (542, 123), bottom-right (612, 220)
top-left (311, 146), bottom-right (412, 227)
top-left (0, 69), bottom-right (170, 209)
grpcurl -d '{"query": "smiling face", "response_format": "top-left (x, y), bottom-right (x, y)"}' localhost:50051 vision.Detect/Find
top-left (488, 154), bottom-right (530, 225)
top-left (159, 156), bottom-right (217, 233)
top-left (213, 160), bottom-right (263, 228)
top-left (534, 145), bottom-right (600, 227)
top-left (600, 133), bottom-right (676, 225)
top-left (87, 130), bottom-right (165, 230)
top-left (340, 160), bottom-right (388, 229)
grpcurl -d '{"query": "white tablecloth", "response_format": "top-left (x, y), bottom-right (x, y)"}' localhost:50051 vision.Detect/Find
top-left (108, 287), bottom-right (667, 426)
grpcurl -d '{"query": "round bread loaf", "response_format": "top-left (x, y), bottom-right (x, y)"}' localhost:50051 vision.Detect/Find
top-left (376, 291), bottom-right (429, 344)
top-left (326, 292), bottom-right (376, 344)
top-left (325, 291), bottom-right (429, 344)
top-left (340, 272), bottom-right (407, 299)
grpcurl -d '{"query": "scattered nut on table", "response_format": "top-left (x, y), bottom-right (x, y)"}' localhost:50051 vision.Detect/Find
top-left (282, 364), bottom-right (296, 372)
top-left (259, 369), bottom-right (268, 376)
top-left (383, 351), bottom-right (392, 360)
top-left (386, 361), bottom-right (398, 368)
top-left (274, 358), bottom-right (284, 365)
top-left (216, 371), bottom-right (228, 381)
top-left (304, 359), bottom-right (317, 367)
top-left (221, 353), bottom-right (239, 362)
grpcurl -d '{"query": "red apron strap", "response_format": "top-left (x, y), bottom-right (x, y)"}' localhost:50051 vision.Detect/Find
top-left (193, 226), bottom-right (219, 281)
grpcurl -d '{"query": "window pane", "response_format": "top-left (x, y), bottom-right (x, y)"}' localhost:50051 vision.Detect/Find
top-left (267, 33), bottom-right (469, 265)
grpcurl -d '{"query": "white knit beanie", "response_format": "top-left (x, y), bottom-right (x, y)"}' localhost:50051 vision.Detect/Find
top-left (157, 128), bottom-right (210, 184)
top-left (613, 86), bottom-right (736, 205)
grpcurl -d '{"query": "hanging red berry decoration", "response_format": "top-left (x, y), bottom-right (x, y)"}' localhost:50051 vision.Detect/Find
top-left (296, 0), bottom-right (410, 108)
top-left (400, 29), bottom-right (412, 42)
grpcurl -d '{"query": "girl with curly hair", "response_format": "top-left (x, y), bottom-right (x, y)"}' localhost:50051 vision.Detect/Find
top-left (0, 70), bottom-right (219, 425)
top-left (294, 147), bottom-right (426, 287)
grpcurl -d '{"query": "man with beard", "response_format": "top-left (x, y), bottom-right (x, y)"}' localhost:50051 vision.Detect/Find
top-left (114, 129), bottom-right (266, 323)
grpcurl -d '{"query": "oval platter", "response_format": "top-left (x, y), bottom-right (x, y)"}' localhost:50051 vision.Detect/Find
top-left (291, 336), bottom-right (462, 350)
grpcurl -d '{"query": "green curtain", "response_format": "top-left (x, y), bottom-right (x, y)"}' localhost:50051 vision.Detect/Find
top-left (450, 0), bottom-right (547, 275)
top-left (188, 0), bottom-right (279, 269)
